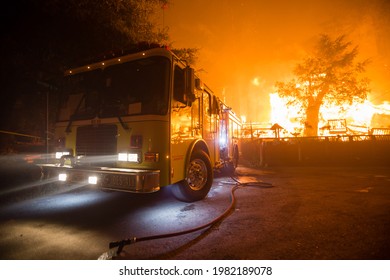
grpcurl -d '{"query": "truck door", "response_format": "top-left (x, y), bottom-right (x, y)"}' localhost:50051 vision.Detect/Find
top-left (202, 92), bottom-right (216, 164)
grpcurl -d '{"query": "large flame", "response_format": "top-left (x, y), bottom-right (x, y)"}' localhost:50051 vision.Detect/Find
top-left (267, 93), bottom-right (390, 137)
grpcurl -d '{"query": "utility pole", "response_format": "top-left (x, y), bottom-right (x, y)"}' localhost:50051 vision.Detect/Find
top-left (46, 91), bottom-right (49, 162)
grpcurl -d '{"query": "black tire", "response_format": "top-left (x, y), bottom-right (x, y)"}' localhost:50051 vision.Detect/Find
top-left (172, 150), bottom-right (213, 202)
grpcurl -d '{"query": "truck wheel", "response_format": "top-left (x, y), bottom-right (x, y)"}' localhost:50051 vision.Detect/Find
top-left (172, 150), bottom-right (213, 202)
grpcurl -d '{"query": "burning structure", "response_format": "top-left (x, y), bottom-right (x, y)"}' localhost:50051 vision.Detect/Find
top-left (240, 94), bottom-right (390, 167)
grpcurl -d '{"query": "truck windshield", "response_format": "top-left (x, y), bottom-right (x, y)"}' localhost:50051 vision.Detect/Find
top-left (58, 56), bottom-right (170, 121)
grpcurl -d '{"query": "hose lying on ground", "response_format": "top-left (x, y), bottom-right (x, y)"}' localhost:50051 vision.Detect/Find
top-left (98, 177), bottom-right (273, 260)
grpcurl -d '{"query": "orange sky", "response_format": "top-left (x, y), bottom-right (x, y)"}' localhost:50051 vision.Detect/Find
top-left (163, 0), bottom-right (390, 122)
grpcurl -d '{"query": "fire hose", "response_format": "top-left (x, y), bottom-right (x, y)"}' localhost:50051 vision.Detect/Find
top-left (98, 177), bottom-right (273, 260)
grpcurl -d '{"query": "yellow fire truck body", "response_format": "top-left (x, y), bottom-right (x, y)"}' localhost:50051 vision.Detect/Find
top-left (40, 47), bottom-right (240, 201)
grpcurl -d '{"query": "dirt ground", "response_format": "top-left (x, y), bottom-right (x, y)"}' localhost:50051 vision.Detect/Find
top-left (117, 164), bottom-right (390, 260)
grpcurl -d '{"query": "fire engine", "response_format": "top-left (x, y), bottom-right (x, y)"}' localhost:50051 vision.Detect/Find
top-left (39, 46), bottom-right (240, 202)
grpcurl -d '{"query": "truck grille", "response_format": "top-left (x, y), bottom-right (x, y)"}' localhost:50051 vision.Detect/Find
top-left (76, 125), bottom-right (117, 156)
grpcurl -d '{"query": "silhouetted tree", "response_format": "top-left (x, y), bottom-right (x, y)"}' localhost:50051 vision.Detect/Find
top-left (0, 0), bottom-right (168, 142)
top-left (275, 34), bottom-right (370, 136)
top-left (172, 48), bottom-right (200, 66)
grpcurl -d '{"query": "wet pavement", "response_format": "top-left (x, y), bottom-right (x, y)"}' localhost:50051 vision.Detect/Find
top-left (0, 164), bottom-right (389, 260)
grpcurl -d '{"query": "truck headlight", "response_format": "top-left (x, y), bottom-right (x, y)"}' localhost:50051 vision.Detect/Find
top-left (118, 152), bottom-right (141, 163)
top-left (88, 176), bottom-right (98, 185)
top-left (58, 173), bottom-right (67, 182)
top-left (56, 151), bottom-right (70, 159)
top-left (118, 153), bottom-right (128, 161)
top-left (127, 153), bottom-right (139, 162)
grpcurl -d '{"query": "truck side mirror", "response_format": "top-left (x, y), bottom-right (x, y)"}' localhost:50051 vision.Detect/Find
top-left (212, 95), bottom-right (221, 115)
top-left (184, 66), bottom-right (196, 105)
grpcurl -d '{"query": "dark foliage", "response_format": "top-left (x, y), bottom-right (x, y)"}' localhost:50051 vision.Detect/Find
top-left (0, 0), bottom-right (168, 148)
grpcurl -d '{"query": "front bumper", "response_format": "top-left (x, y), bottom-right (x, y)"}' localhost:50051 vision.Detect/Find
top-left (39, 164), bottom-right (160, 193)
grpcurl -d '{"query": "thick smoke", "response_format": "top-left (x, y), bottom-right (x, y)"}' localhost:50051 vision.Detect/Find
top-left (165, 0), bottom-right (390, 123)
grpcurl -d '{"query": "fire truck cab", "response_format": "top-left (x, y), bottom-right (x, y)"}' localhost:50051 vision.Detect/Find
top-left (39, 46), bottom-right (240, 201)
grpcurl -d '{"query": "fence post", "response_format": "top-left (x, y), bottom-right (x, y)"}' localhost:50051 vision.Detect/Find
top-left (259, 139), bottom-right (264, 166)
